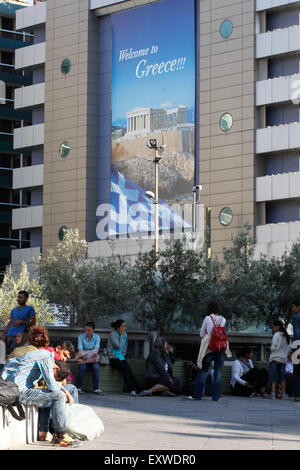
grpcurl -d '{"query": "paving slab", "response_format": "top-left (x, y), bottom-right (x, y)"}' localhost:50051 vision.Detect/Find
top-left (5, 394), bottom-right (300, 451)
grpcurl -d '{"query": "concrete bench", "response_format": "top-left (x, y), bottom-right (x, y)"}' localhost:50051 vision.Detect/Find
top-left (70, 360), bottom-right (270, 395)
top-left (0, 405), bottom-right (38, 449)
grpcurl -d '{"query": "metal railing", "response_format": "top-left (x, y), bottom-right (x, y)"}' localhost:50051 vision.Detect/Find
top-left (0, 63), bottom-right (22, 75)
top-left (0, 28), bottom-right (33, 44)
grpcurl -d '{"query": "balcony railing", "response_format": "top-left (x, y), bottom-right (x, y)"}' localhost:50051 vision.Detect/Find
top-left (0, 63), bottom-right (22, 75)
top-left (0, 28), bottom-right (33, 45)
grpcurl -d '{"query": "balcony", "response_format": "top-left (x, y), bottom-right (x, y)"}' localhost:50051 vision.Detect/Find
top-left (0, 28), bottom-right (33, 50)
top-left (13, 123), bottom-right (44, 150)
top-left (256, 0), bottom-right (300, 11)
top-left (256, 74), bottom-right (300, 106)
top-left (255, 221), bottom-right (300, 258)
top-left (11, 247), bottom-right (41, 266)
top-left (13, 164), bottom-right (43, 190)
top-left (256, 171), bottom-right (300, 201)
top-left (256, 25), bottom-right (300, 59)
top-left (256, 122), bottom-right (300, 154)
top-left (16, 3), bottom-right (46, 32)
top-left (0, 132), bottom-right (13, 152)
top-left (15, 42), bottom-right (45, 70)
top-left (14, 83), bottom-right (45, 110)
top-left (12, 205), bottom-right (43, 230)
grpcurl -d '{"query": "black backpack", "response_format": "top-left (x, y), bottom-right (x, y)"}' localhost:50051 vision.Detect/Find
top-left (0, 379), bottom-right (26, 421)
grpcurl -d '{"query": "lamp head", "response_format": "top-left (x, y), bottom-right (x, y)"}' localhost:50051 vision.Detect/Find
top-left (145, 190), bottom-right (155, 200)
top-left (148, 139), bottom-right (157, 149)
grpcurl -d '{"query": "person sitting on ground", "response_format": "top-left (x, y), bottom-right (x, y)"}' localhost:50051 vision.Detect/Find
top-left (76, 322), bottom-right (102, 395)
top-left (1, 290), bottom-right (36, 357)
top-left (230, 347), bottom-right (268, 397)
top-left (1, 342), bottom-right (76, 447)
top-left (107, 319), bottom-right (141, 396)
top-left (139, 337), bottom-right (182, 397)
top-left (269, 320), bottom-right (290, 400)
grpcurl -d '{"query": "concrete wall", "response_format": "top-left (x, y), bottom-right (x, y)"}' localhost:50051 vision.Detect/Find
top-left (198, 0), bottom-right (255, 256)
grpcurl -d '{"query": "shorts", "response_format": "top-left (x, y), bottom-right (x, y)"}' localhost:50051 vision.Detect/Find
top-left (269, 361), bottom-right (286, 383)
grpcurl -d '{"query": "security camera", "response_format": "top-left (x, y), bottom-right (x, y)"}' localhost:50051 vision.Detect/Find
top-left (193, 185), bottom-right (203, 191)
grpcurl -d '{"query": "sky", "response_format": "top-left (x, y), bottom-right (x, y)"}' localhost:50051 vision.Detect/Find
top-left (111, 0), bottom-right (195, 126)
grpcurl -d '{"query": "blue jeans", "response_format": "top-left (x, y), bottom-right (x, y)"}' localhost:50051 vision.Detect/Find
top-left (76, 362), bottom-right (99, 391)
top-left (38, 384), bottom-right (79, 433)
top-left (192, 351), bottom-right (225, 401)
top-left (20, 388), bottom-right (66, 434)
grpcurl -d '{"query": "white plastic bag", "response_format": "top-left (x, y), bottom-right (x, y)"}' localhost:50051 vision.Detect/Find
top-left (65, 404), bottom-right (104, 441)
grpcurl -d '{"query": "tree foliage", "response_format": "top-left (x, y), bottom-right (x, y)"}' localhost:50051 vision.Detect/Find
top-left (37, 228), bottom-right (133, 327)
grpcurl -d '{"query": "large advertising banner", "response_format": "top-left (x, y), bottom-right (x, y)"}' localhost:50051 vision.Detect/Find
top-left (110, 0), bottom-right (195, 237)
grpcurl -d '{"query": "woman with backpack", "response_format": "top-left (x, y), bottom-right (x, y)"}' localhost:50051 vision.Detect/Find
top-left (269, 320), bottom-right (290, 400)
top-left (189, 300), bottom-right (228, 401)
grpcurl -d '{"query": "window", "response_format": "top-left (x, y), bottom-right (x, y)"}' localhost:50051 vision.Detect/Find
top-left (61, 59), bottom-right (71, 75)
top-left (220, 20), bottom-right (233, 39)
top-left (219, 113), bottom-right (233, 132)
top-left (58, 226), bottom-right (68, 241)
top-left (219, 207), bottom-right (233, 226)
top-left (59, 141), bottom-right (70, 158)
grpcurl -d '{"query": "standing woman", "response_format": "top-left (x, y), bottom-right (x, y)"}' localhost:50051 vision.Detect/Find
top-left (191, 300), bottom-right (227, 401)
top-left (76, 322), bottom-right (102, 394)
top-left (107, 319), bottom-right (140, 396)
top-left (269, 320), bottom-right (290, 399)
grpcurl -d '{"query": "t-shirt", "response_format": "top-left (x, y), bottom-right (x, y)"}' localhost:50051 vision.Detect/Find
top-left (7, 305), bottom-right (36, 337)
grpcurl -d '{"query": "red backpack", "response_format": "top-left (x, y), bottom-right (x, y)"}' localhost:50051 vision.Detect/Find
top-left (208, 315), bottom-right (227, 352)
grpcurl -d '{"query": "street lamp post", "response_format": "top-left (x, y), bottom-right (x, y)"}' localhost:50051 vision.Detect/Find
top-left (192, 184), bottom-right (202, 232)
top-left (146, 139), bottom-right (165, 268)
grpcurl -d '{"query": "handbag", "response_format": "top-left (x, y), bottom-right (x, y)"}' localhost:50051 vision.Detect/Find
top-left (99, 348), bottom-right (115, 365)
top-left (74, 351), bottom-right (100, 365)
top-left (0, 379), bottom-right (26, 421)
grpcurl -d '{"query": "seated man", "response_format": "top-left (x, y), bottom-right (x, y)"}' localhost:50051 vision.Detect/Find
top-left (38, 359), bottom-right (77, 441)
top-left (1, 348), bottom-right (76, 447)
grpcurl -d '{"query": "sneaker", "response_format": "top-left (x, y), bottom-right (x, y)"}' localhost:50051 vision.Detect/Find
top-left (138, 389), bottom-right (152, 397)
top-left (130, 391), bottom-right (137, 396)
top-left (77, 388), bottom-right (85, 394)
top-left (93, 389), bottom-right (104, 395)
top-left (52, 433), bottom-right (79, 448)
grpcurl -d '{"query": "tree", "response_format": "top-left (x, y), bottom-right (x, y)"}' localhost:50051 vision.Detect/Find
top-left (220, 224), bottom-right (275, 330)
top-left (0, 262), bottom-right (53, 327)
top-left (37, 228), bottom-right (87, 327)
top-left (38, 228), bottom-right (133, 327)
top-left (76, 257), bottom-right (135, 325)
top-left (131, 237), bottom-right (221, 333)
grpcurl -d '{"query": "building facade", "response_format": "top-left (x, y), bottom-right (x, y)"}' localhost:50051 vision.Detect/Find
top-left (0, 0), bottom-right (32, 281)
top-left (9, 0), bottom-right (300, 273)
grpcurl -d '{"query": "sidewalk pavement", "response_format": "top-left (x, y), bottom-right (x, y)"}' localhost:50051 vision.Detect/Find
top-left (8, 393), bottom-right (300, 450)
